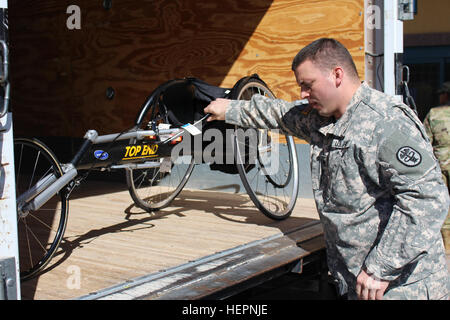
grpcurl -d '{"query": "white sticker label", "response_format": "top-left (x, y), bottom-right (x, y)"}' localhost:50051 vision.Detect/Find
top-left (158, 123), bottom-right (171, 130)
top-left (181, 123), bottom-right (202, 136)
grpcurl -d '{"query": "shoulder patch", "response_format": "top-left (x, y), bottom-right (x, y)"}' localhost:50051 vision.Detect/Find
top-left (396, 146), bottom-right (422, 167)
top-left (379, 130), bottom-right (436, 180)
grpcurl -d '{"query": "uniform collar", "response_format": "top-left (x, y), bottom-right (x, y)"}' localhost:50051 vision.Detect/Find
top-left (318, 82), bottom-right (367, 137)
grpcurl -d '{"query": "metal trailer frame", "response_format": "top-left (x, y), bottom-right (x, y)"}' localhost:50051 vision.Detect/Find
top-left (0, 0), bottom-right (21, 300)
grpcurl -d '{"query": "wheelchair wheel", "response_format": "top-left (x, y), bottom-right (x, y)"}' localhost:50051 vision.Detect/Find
top-left (126, 156), bottom-right (195, 211)
top-left (234, 79), bottom-right (299, 220)
top-left (126, 99), bottom-right (195, 211)
top-left (14, 138), bottom-right (69, 281)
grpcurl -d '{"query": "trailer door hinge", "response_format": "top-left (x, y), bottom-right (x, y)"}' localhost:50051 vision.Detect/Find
top-left (0, 257), bottom-right (18, 300)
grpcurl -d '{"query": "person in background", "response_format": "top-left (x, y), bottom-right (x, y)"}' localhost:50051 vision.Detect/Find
top-left (423, 81), bottom-right (450, 254)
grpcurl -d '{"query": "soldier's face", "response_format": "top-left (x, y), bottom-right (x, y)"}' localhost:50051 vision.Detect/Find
top-left (294, 60), bottom-right (339, 117)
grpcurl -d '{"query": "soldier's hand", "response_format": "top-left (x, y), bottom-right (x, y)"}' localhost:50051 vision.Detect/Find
top-left (204, 98), bottom-right (231, 122)
top-left (356, 269), bottom-right (390, 300)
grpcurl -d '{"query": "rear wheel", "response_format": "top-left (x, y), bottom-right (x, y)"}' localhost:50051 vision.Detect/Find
top-left (14, 138), bottom-right (69, 280)
top-left (234, 79), bottom-right (299, 220)
top-left (126, 155), bottom-right (195, 211)
top-left (126, 96), bottom-right (195, 211)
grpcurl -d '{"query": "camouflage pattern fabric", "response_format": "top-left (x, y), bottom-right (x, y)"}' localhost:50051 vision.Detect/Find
top-left (424, 105), bottom-right (450, 233)
top-left (225, 82), bottom-right (450, 300)
top-left (424, 104), bottom-right (450, 191)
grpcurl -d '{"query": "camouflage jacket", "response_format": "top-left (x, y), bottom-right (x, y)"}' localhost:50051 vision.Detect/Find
top-left (423, 104), bottom-right (450, 173)
top-left (225, 82), bottom-right (449, 296)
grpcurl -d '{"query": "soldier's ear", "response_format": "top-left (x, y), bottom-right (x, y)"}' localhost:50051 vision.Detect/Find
top-left (334, 67), bottom-right (344, 87)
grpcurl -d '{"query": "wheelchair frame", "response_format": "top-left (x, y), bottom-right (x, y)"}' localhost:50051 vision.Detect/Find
top-left (14, 75), bottom-right (300, 280)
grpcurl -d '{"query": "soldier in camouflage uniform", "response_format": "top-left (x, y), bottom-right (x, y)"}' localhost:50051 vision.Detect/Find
top-left (205, 38), bottom-right (449, 300)
top-left (423, 81), bottom-right (450, 254)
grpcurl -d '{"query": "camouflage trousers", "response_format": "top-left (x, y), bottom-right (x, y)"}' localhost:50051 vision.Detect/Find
top-left (443, 170), bottom-right (449, 231)
top-left (346, 268), bottom-right (449, 300)
top-left (442, 170), bottom-right (450, 253)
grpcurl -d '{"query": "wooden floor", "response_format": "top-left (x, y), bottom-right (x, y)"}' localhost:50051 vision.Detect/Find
top-left (20, 180), bottom-right (320, 300)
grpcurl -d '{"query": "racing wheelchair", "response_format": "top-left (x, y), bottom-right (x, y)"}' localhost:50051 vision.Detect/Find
top-left (14, 74), bottom-right (299, 280)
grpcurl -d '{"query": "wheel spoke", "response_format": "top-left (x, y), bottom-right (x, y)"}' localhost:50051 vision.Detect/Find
top-left (27, 211), bottom-right (59, 233)
top-left (21, 218), bottom-right (49, 254)
top-left (28, 150), bottom-right (41, 190)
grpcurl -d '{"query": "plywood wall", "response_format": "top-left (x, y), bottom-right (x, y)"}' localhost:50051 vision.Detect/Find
top-left (9, 0), bottom-right (364, 138)
top-left (220, 0), bottom-right (365, 98)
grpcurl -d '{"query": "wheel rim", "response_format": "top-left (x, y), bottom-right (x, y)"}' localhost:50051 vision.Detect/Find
top-left (127, 154), bottom-right (194, 210)
top-left (128, 96), bottom-right (196, 210)
top-left (14, 138), bottom-right (68, 280)
top-left (234, 81), bottom-right (299, 219)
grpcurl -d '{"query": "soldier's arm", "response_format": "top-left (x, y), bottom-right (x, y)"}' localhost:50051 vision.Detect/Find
top-left (224, 94), bottom-right (315, 142)
top-left (363, 120), bottom-right (449, 281)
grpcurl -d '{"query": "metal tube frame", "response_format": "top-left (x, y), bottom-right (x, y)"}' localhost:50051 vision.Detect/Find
top-left (17, 126), bottom-right (185, 214)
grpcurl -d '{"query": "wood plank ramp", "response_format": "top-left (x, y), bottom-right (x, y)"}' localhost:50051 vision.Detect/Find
top-left (20, 180), bottom-right (322, 300)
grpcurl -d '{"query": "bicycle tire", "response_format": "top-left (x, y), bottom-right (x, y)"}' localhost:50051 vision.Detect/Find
top-left (14, 138), bottom-right (69, 281)
top-left (126, 157), bottom-right (195, 211)
top-left (126, 94), bottom-right (195, 211)
top-left (233, 79), bottom-right (299, 220)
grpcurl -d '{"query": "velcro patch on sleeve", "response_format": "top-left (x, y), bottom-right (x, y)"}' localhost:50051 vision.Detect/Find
top-left (396, 146), bottom-right (422, 167)
top-left (379, 131), bottom-right (435, 180)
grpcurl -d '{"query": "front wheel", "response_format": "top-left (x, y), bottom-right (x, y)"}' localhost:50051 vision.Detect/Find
top-left (14, 138), bottom-right (69, 280)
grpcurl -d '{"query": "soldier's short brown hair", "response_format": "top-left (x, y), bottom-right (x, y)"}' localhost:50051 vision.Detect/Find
top-left (291, 38), bottom-right (359, 79)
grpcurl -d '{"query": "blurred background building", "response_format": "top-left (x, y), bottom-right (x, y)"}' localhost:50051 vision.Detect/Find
top-left (404, 0), bottom-right (450, 120)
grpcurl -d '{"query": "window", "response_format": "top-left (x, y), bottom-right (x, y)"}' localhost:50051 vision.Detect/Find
top-left (404, 45), bottom-right (450, 120)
